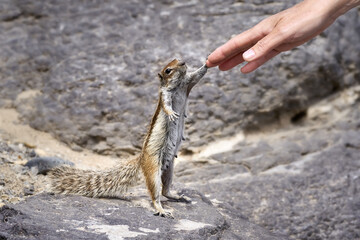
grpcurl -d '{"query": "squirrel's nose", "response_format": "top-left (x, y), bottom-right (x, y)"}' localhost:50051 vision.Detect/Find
top-left (178, 61), bottom-right (186, 66)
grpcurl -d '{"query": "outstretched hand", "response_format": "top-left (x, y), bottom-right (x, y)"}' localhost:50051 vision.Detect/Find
top-left (206, 0), bottom-right (359, 73)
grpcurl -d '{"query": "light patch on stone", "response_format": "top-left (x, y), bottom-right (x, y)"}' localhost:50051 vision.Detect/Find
top-left (262, 151), bottom-right (321, 175)
top-left (103, 207), bottom-right (119, 216)
top-left (261, 164), bottom-right (301, 175)
top-left (174, 219), bottom-right (212, 231)
top-left (88, 224), bottom-right (146, 240)
top-left (139, 227), bottom-right (160, 233)
top-left (197, 131), bottom-right (245, 158)
top-left (260, 198), bottom-right (268, 207)
top-left (210, 198), bottom-right (223, 206)
top-left (209, 172), bottom-right (251, 184)
top-left (64, 219), bottom-right (84, 226)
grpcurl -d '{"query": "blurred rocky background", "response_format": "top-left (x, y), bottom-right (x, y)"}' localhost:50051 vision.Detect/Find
top-left (0, 0), bottom-right (359, 239)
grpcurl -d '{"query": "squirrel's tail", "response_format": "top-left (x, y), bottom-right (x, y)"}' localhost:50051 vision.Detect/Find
top-left (48, 156), bottom-right (141, 198)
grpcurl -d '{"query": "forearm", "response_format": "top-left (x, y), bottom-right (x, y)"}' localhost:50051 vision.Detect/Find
top-left (161, 88), bottom-right (179, 121)
top-left (161, 88), bottom-right (174, 114)
top-left (207, 0), bottom-right (359, 72)
top-left (334, 0), bottom-right (360, 18)
top-left (187, 64), bottom-right (208, 87)
top-left (306, 0), bottom-right (360, 20)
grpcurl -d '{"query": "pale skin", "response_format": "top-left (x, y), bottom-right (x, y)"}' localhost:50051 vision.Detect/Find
top-left (206, 0), bottom-right (360, 73)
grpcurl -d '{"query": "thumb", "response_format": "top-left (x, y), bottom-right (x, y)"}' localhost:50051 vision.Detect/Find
top-left (242, 30), bottom-right (285, 62)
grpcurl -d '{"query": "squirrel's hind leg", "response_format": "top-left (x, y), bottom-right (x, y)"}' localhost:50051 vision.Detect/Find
top-left (142, 156), bottom-right (173, 218)
top-left (161, 160), bottom-right (191, 203)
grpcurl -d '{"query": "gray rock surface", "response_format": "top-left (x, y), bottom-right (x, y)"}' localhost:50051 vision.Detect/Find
top-left (0, 0), bottom-right (359, 155)
top-left (175, 87), bottom-right (360, 239)
top-left (0, 190), bottom-right (285, 240)
top-left (1, 87), bottom-right (359, 239)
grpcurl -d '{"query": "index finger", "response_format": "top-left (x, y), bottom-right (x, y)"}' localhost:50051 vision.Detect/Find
top-left (207, 28), bottom-right (263, 67)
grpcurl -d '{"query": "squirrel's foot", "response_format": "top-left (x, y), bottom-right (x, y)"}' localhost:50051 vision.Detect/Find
top-left (164, 193), bottom-right (191, 203)
top-left (168, 111), bottom-right (179, 121)
top-left (154, 211), bottom-right (174, 219)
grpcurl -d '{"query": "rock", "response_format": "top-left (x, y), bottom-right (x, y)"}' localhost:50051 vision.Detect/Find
top-left (0, 190), bottom-right (285, 239)
top-left (175, 89), bottom-right (360, 239)
top-left (28, 150), bottom-right (37, 158)
top-left (178, 144), bottom-right (360, 239)
top-left (0, 141), bottom-right (49, 208)
top-left (23, 185), bottom-right (35, 196)
top-left (0, 87), bottom-right (359, 239)
top-left (9, 197), bottom-right (21, 204)
top-left (1, 195), bottom-right (9, 201)
top-left (25, 157), bottom-right (74, 174)
top-left (0, 0), bottom-right (357, 156)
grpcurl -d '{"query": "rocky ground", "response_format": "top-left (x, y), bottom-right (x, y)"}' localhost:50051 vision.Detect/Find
top-left (178, 86), bottom-right (360, 239)
top-left (1, 87), bottom-right (359, 239)
top-left (0, 0), bottom-right (359, 239)
top-left (0, 141), bottom-right (44, 207)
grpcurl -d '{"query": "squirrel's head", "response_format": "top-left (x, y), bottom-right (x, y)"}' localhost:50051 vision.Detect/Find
top-left (158, 59), bottom-right (187, 87)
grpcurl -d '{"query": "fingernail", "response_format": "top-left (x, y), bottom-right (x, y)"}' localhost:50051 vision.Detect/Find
top-left (243, 49), bottom-right (255, 61)
top-left (205, 60), bottom-right (213, 68)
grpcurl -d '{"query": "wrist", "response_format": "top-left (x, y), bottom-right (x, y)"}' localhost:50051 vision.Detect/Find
top-left (334, 1), bottom-right (360, 18)
top-left (303, 0), bottom-right (359, 18)
top-left (315, 0), bottom-right (360, 19)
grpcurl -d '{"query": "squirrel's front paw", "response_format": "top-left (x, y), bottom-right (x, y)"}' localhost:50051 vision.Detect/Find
top-left (168, 111), bottom-right (179, 121)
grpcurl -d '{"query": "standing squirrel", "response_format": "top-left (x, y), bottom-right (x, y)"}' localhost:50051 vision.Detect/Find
top-left (48, 59), bottom-right (208, 218)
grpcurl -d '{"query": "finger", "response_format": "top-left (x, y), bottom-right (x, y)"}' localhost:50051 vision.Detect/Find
top-left (241, 50), bottom-right (280, 73)
top-left (242, 29), bottom-right (286, 62)
top-left (207, 28), bottom-right (263, 67)
top-left (218, 52), bottom-right (245, 71)
top-left (206, 59), bottom-right (216, 68)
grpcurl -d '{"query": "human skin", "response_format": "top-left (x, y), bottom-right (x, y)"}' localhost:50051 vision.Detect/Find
top-left (206, 0), bottom-right (360, 73)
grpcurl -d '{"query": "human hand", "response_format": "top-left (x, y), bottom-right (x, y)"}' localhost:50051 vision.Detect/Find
top-left (206, 0), bottom-right (360, 73)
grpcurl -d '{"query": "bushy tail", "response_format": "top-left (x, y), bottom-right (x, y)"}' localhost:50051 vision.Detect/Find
top-left (48, 157), bottom-right (141, 198)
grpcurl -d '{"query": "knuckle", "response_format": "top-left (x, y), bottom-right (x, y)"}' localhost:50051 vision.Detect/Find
top-left (276, 27), bottom-right (290, 39)
top-left (255, 40), bottom-right (267, 53)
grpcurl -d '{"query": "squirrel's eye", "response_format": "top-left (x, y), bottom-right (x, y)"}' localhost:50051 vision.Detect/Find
top-left (165, 68), bottom-right (172, 74)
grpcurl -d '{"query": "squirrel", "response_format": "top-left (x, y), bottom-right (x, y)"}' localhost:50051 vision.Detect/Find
top-left (48, 59), bottom-right (208, 218)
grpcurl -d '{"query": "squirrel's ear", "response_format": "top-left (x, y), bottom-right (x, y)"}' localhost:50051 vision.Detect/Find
top-left (158, 73), bottom-right (165, 85)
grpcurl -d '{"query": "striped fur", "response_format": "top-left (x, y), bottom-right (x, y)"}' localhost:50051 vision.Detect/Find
top-left (49, 157), bottom-right (140, 198)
